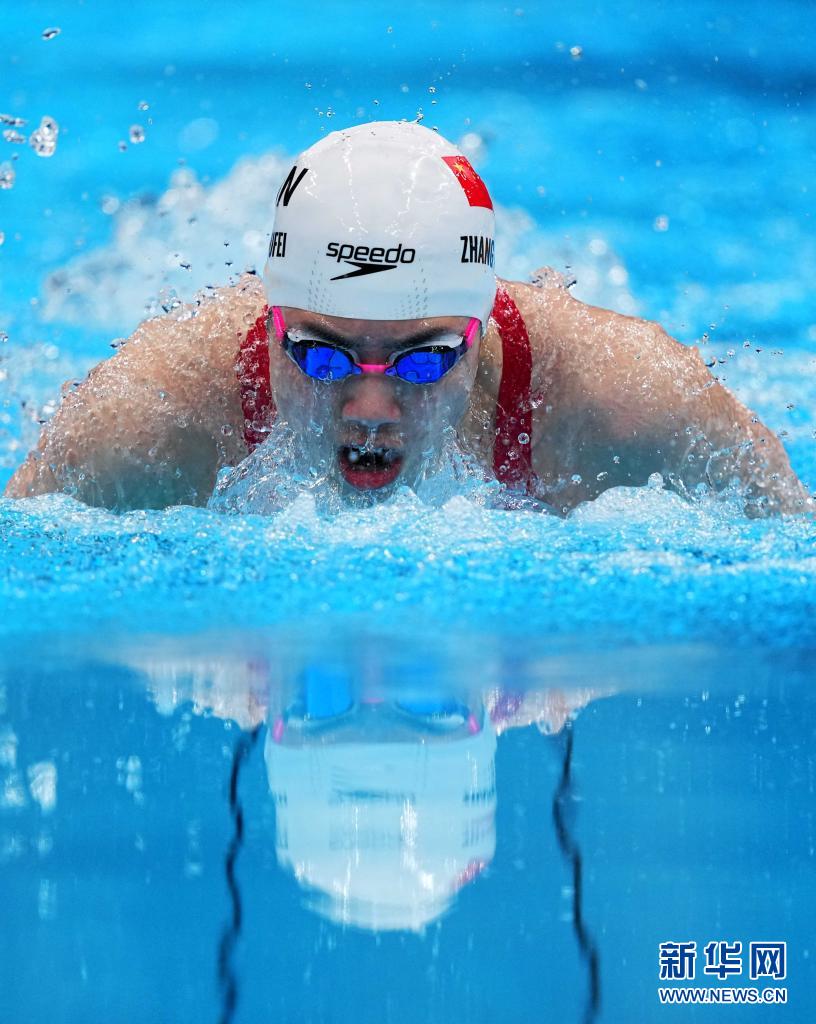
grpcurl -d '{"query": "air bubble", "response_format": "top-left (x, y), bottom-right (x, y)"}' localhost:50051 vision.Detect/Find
top-left (0, 114), bottom-right (26, 127)
top-left (138, 101), bottom-right (150, 111)
top-left (129, 125), bottom-right (145, 144)
top-left (2, 130), bottom-right (25, 144)
top-left (0, 162), bottom-right (15, 189)
top-left (571, 474), bottom-right (582, 484)
top-left (517, 432), bottom-right (530, 445)
top-left (29, 116), bottom-right (58, 157)
top-left (653, 214), bottom-right (669, 232)
top-left (569, 45), bottom-right (583, 59)
top-left (41, 27), bottom-right (61, 40)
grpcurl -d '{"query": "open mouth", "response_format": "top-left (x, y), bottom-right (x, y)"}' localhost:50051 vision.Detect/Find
top-left (338, 445), bottom-right (404, 490)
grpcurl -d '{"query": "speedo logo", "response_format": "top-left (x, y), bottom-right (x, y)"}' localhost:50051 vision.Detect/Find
top-left (460, 235), bottom-right (495, 267)
top-left (326, 241), bottom-right (416, 281)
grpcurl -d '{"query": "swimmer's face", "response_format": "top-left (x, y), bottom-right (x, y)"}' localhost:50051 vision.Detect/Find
top-left (269, 307), bottom-right (480, 495)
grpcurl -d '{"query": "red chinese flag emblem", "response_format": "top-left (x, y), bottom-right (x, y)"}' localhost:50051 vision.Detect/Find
top-left (442, 156), bottom-right (493, 210)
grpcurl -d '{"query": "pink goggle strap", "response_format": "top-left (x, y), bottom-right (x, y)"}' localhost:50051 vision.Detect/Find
top-left (271, 306), bottom-right (286, 342)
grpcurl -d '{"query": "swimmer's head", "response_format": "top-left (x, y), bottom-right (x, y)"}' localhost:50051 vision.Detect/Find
top-left (263, 120), bottom-right (496, 325)
top-left (263, 121), bottom-right (497, 496)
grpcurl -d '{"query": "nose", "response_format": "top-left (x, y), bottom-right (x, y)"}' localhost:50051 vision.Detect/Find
top-left (341, 375), bottom-right (402, 427)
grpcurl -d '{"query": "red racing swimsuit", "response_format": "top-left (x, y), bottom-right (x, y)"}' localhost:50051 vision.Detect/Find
top-left (236, 284), bottom-right (533, 488)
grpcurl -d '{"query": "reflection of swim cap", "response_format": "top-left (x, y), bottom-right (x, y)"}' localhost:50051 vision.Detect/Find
top-left (263, 121), bottom-right (497, 326)
top-left (264, 725), bottom-right (497, 932)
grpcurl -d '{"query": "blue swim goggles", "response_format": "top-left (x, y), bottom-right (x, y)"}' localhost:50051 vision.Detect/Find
top-left (272, 306), bottom-right (480, 385)
top-left (269, 666), bottom-right (483, 743)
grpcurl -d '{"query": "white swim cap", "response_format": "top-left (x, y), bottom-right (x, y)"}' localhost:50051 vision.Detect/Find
top-left (263, 121), bottom-right (497, 325)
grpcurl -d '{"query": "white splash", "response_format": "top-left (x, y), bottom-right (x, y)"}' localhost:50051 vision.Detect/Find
top-left (41, 146), bottom-right (636, 332)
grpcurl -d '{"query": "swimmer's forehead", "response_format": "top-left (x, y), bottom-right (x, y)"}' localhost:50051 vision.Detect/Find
top-left (279, 306), bottom-right (470, 345)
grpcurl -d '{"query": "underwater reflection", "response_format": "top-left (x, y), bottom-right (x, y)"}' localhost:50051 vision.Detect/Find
top-left (136, 648), bottom-right (600, 933)
top-left (264, 676), bottom-right (497, 932)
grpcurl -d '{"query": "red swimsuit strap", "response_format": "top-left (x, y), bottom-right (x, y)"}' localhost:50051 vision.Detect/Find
top-left (237, 289), bottom-right (534, 488)
top-left (490, 285), bottom-right (533, 488)
top-left (236, 305), bottom-right (274, 452)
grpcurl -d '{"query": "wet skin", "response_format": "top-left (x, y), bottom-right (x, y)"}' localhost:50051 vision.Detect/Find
top-left (271, 306), bottom-right (479, 495)
top-left (3, 272), bottom-right (810, 515)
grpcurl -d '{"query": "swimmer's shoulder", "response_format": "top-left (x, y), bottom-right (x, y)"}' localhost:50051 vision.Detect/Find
top-left (494, 272), bottom-right (576, 391)
top-left (120, 272), bottom-right (266, 378)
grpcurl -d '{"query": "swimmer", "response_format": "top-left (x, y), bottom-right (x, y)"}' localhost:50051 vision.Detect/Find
top-left (4, 121), bottom-right (809, 515)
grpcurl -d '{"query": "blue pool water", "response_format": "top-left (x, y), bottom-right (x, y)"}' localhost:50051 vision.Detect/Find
top-left (1, 2), bottom-right (815, 1021)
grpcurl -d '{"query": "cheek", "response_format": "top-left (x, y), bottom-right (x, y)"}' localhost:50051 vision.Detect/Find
top-left (270, 350), bottom-right (339, 428)
top-left (427, 355), bottom-right (478, 426)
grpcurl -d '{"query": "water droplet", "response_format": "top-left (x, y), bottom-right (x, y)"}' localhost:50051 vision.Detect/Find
top-left (137, 100), bottom-right (150, 111)
top-left (400, 84), bottom-right (409, 93)
top-left (653, 214), bottom-right (669, 232)
top-left (428, 85), bottom-right (436, 94)
top-left (29, 116), bottom-right (58, 157)
top-left (517, 432), bottom-right (530, 445)
top-left (571, 473), bottom-right (582, 484)
top-left (569, 45), bottom-right (583, 59)
top-left (786, 403), bottom-right (795, 411)
top-left (41, 27), bottom-right (61, 40)
top-left (596, 471), bottom-right (608, 481)
top-left (0, 113), bottom-right (26, 127)
top-left (387, 25), bottom-right (393, 33)
top-left (118, 141), bottom-right (127, 152)
top-left (0, 232), bottom-right (4, 246)
top-left (221, 424), bottom-right (233, 436)
top-left (0, 162), bottom-right (15, 190)
top-left (612, 454), bottom-right (621, 464)
top-left (129, 124), bottom-right (145, 144)
top-left (2, 129), bottom-right (25, 144)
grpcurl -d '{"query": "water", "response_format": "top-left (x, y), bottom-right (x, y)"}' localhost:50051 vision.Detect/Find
top-left (1, 1), bottom-right (815, 1021)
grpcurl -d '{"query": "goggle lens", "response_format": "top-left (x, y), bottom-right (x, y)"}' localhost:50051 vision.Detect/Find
top-left (389, 345), bottom-right (463, 383)
top-left (288, 341), bottom-right (358, 381)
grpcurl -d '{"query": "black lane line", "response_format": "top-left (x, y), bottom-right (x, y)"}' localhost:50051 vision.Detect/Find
top-left (218, 724), bottom-right (262, 1024)
top-left (552, 723), bottom-right (601, 1024)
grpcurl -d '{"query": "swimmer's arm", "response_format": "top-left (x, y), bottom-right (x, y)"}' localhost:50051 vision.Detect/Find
top-left (515, 278), bottom-right (810, 515)
top-left (4, 276), bottom-right (263, 509)
top-left (595, 317), bottom-right (809, 515)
